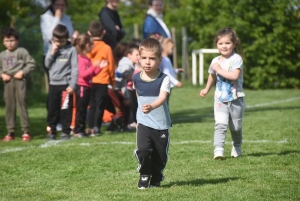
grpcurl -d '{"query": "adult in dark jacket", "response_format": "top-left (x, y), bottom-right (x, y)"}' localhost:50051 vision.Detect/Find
top-left (99, 0), bottom-right (125, 50)
top-left (142, 0), bottom-right (171, 39)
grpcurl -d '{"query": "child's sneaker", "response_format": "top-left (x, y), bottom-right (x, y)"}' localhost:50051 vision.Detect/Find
top-left (73, 132), bottom-right (90, 138)
top-left (214, 148), bottom-right (224, 160)
top-left (46, 126), bottom-right (56, 140)
top-left (231, 145), bottom-right (242, 158)
top-left (2, 133), bottom-right (15, 141)
top-left (138, 175), bottom-right (149, 189)
top-left (149, 179), bottom-right (161, 188)
top-left (22, 133), bottom-right (31, 141)
top-left (60, 133), bottom-right (70, 140)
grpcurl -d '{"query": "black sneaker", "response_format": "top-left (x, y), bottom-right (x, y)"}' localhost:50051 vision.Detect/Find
top-left (106, 121), bottom-right (118, 133)
top-left (73, 132), bottom-right (90, 138)
top-left (46, 133), bottom-right (56, 140)
top-left (138, 175), bottom-right (149, 189)
top-left (60, 133), bottom-right (70, 140)
top-left (149, 180), bottom-right (161, 188)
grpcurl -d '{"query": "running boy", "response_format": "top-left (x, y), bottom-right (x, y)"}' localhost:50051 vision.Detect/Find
top-left (0, 27), bottom-right (35, 141)
top-left (133, 38), bottom-right (171, 189)
top-left (87, 20), bottom-right (115, 135)
top-left (44, 24), bottom-right (78, 140)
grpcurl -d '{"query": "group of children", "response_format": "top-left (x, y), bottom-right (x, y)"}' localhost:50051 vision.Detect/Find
top-left (0, 24), bottom-right (245, 189)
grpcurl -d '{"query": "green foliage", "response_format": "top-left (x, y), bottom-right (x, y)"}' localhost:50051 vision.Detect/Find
top-left (0, 0), bottom-right (299, 91)
top-left (165, 0), bottom-right (300, 89)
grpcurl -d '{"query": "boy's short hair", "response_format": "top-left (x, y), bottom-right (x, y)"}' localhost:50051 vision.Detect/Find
top-left (53, 24), bottom-right (69, 39)
top-left (89, 21), bottom-right (105, 37)
top-left (128, 43), bottom-right (139, 54)
top-left (139, 38), bottom-right (162, 58)
top-left (1, 27), bottom-right (19, 40)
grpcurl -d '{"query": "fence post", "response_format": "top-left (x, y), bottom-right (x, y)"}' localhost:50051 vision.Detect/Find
top-left (134, 23), bottom-right (139, 39)
top-left (171, 27), bottom-right (178, 70)
top-left (181, 27), bottom-right (187, 81)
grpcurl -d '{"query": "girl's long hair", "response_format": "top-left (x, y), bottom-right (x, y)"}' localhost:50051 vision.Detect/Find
top-left (214, 27), bottom-right (244, 58)
top-left (73, 33), bottom-right (92, 55)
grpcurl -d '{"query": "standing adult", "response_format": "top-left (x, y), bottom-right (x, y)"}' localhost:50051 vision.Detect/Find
top-left (142, 0), bottom-right (171, 39)
top-left (99, 0), bottom-right (125, 50)
top-left (40, 0), bottom-right (77, 79)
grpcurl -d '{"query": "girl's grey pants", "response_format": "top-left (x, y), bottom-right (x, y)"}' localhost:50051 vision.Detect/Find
top-left (214, 97), bottom-right (245, 151)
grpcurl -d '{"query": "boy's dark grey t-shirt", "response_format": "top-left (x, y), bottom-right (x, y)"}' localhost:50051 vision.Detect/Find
top-left (44, 42), bottom-right (78, 89)
top-left (133, 70), bottom-right (171, 130)
top-left (0, 47), bottom-right (35, 77)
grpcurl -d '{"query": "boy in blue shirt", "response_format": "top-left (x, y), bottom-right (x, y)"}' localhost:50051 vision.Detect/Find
top-left (133, 38), bottom-right (171, 189)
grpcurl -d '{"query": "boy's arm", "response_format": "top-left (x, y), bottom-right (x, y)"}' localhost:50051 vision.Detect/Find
top-left (107, 48), bottom-right (115, 87)
top-left (142, 76), bottom-right (170, 114)
top-left (160, 60), bottom-right (179, 86)
top-left (69, 47), bottom-right (78, 90)
top-left (20, 48), bottom-right (35, 76)
top-left (44, 46), bottom-right (55, 69)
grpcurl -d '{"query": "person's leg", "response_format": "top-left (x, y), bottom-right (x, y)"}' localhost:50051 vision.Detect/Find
top-left (213, 99), bottom-right (230, 159)
top-left (60, 86), bottom-right (73, 139)
top-left (88, 84), bottom-right (97, 132)
top-left (128, 89), bottom-right (137, 124)
top-left (4, 80), bottom-right (16, 135)
top-left (134, 124), bottom-right (152, 173)
top-left (150, 128), bottom-right (170, 186)
top-left (93, 84), bottom-right (108, 133)
top-left (228, 97), bottom-right (245, 157)
top-left (47, 85), bottom-right (61, 138)
top-left (15, 79), bottom-right (30, 134)
top-left (134, 124), bottom-right (153, 189)
top-left (74, 86), bottom-right (90, 134)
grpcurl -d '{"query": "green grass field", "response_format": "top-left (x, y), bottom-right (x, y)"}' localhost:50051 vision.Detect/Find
top-left (0, 85), bottom-right (299, 201)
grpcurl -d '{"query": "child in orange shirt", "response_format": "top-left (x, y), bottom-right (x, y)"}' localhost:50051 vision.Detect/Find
top-left (86, 21), bottom-right (115, 136)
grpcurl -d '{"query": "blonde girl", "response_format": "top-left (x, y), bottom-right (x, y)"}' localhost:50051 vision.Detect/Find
top-left (200, 28), bottom-right (245, 159)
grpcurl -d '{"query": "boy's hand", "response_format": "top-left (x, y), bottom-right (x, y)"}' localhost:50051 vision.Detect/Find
top-left (176, 81), bottom-right (182, 88)
top-left (51, 40), bottom-right (59, 55)
top-left (13, 70), bottom-right (24, 80)
top-left (66, 87), bottom-right (74, 94)
top-left (200, 88), bottom-right (208, 98)
top-left (177, 68), bottom-right (184, 73)
top-left (1, 73), bottom-right (11, 82)
top-left (142, 104), bottom-right (153, 114)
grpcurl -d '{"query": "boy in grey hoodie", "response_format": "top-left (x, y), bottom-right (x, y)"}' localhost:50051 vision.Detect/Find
top-left (107, 44), bottom-right (139, 132)
top-left (44, 24), bottom-right (78, 140)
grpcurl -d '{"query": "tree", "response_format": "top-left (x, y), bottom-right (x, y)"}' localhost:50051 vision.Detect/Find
top-left (165, 0), bottom-right (300, 89)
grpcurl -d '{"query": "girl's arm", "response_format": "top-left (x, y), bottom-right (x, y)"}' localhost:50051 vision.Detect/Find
top-left (212, 62), bottom-right (240, 81)
top-left (200, 74), bottom-right (216, 98)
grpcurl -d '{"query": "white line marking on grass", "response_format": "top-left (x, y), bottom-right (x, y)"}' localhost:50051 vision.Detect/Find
top-left (0, 139), bottom-right (287, 154)
top-left (246, 97), bottom-right (300, 109)
top-left (173, 97), bottom-right (300, 122)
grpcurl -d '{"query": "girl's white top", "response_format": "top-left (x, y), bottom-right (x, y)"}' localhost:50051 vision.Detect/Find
top-left (40, 9), bottom-right (74, 55)
top-left (208, 52), bottom-right (245, 102)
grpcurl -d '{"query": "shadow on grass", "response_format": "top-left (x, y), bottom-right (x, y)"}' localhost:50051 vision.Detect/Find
top-left (246, 150), bottom-right (300, 157)
top-left (170, 107), bottom-right (214, 124)
top-left (163, 177), bottom-right (239, 188)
